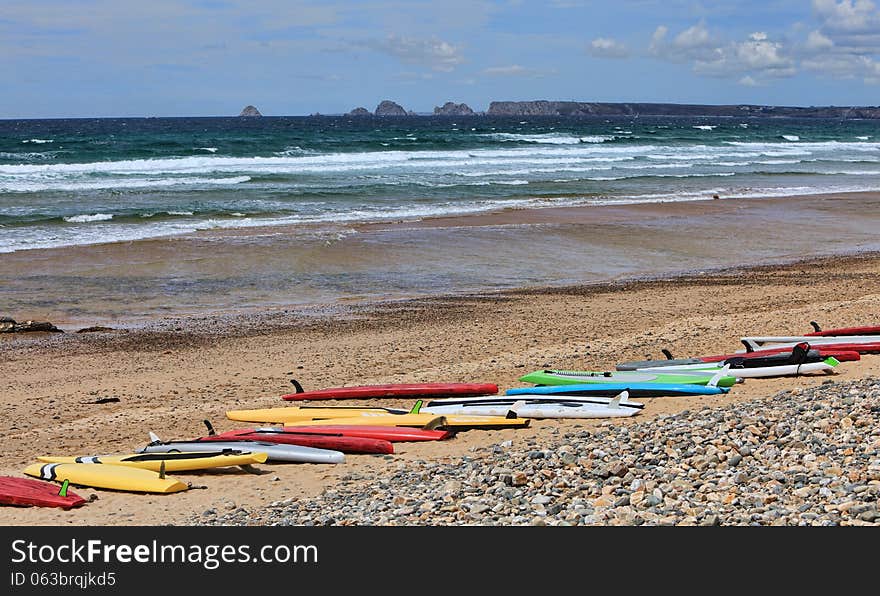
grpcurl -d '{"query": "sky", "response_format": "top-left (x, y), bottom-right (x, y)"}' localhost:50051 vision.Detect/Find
top-left (4, 0), bottom-right (880, 117)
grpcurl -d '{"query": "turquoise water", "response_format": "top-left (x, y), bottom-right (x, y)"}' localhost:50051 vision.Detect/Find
top-left (2, 115), bottom-right (880, 253)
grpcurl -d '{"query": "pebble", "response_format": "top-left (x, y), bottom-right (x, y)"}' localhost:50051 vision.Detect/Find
top-left (193, 378), bottom-right (880, 527)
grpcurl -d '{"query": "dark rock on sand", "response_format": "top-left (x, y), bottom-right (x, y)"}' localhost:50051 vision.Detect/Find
top-left (238, 105), bottom-right (262, 117)
top-left (76, 326), bottom-right (115, 333)
top-left (0, 318), bottom-right (64, 333)
top-left (374, 100), bottom-right (407, 116)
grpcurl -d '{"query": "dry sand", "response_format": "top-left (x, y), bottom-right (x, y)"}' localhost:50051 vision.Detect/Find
top-left (1, 253), bottom-right (879, 525)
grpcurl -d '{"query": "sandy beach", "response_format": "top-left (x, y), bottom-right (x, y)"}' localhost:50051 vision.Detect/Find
top-left (2, 250), bottom-right (879, 526)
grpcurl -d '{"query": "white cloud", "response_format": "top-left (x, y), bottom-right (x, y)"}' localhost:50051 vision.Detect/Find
top-left (651, 23), bottom-right (795, 81)
top-left (813, 0), bottom-right (880, 33)
top-left (362, 34), bottom-right (464, 72)
top-left (482, 64), bottom-right (551, 77)
top-left (588, 37), bottom-right (630, 58)
top-left (739, 75), bottom-right (759, 86)
top-left (803, 0), bottom-right (880, 82)
top-left (806, 29), bottom-right (835, 49)
top-left (650, 22), bottom-right (716, 63)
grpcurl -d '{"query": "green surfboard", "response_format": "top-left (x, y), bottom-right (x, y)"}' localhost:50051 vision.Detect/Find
top-left (519, 369), bottom-right (739, 388)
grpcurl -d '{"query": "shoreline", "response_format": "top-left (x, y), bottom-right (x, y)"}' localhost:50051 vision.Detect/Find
top-left (3, 190), bottom-right (880, 330)
top-left (2, 253), bottom-right (879, 525)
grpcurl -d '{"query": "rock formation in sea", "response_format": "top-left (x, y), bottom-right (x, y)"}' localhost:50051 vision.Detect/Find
top-left (347, 107), bottom-right (371, 116)
top-left (238, 105), bottom-right (262, 117)
top-left (433, 102), bottom-right (475, 116)
top-left (374, 100), bottom-right (408, 116)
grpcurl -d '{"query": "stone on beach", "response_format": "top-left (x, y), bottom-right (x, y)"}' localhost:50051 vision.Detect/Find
top-left (196, 377), bottom-right (880, 527)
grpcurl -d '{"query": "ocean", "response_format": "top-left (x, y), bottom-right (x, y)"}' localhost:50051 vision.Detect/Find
top-left (2, 115), bottom-right (880, 253)
top-left (1, 115), bottom-right (879, 325)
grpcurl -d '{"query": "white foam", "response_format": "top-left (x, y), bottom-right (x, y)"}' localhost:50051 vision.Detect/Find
top-left (198, 147), bottom-right (218, 153)
top-left (692, 125), bottom-right (717, 131)
top-left (856, 136), bottom-right (870, 140)
top-left (22, 139), bottom-right (53, 144)
top-left (0, 176), bottom-right (251, 193)
top-left (579, 136), bottom-right (616, 143)
top-left (484, 133), bottom-right (601, 145)
top-left (63, 213), bottom-right (114, 223)
top-left (781, 135), bottom-right (800, 142)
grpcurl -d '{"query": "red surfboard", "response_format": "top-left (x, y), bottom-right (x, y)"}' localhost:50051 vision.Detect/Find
top-left (200, 429), bottom-right (394, 455)
top-left (0, 476), bottom-right (86, 509)
top-left (806, 324), bottom-right (880, 337)
top-left (700, 348), bottom-right (862, 363)
top-left (281, 382), bottom-right (498, 402)
top-left (737, 342), bottom-right (880, 356)
top-left (278, 424), bottom-right (454, 442)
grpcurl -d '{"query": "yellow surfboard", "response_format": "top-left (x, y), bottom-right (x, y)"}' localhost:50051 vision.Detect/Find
top-left (295, 414), bottom-right (530, 430)
top-left (227, 405), bottom-right (407, 422)
top-left (36, 450), bottom-right (268, 472)
top-left (226, 407), bottom-right (530, 430)
top-left (24, 462), bottom-right (188, 494)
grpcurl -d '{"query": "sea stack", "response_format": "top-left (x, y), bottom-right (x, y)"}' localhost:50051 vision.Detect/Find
top-left (347, 107), bottom-right (371, 116)
top-left (238, 105), bottom-right (262, 117)
top-left (433, 102), bottom-right (475, 116)
top-left (374, 100), bottom-right (407, 116)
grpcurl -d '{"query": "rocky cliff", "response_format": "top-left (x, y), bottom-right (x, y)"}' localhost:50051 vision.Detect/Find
top-left (433, 102), bottom-right (475, 116)
top-left (486, 101), bottom-right (880, 119)
top-left (238, 105), bottom-right (262, 117)
top-left (374, 100), bottom-right (408, 116)
top-left (347, 107), bottom-right (371, 116)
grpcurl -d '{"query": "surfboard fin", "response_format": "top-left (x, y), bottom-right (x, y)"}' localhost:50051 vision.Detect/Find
top-left (707, 364), bottom-right (730, 388)
top-left (609, 390), bottom-right (629, 408)
top-left (203, 419), bottom-right (216, 436)
top-left (58, 479), bottom-right (70, 498)
top-left (158, 460), bottom-right (166, 480)
top-left (810, 321), bottom-right (821, 332)
top-left (410, 399), bottom-right (423, 414)
top-left (422, 416), bottom-right (446, 430)
top-left (508, 400), bottom-right (526, 415)
top-left (148, 431), bottom-right (162, 444)
top-left (290, 378), bottom-right (304, 393)
top-left (824, 356), bottom-right (840, 367)
top-left (741, 339), bottom-right (755, 353)
top-left (661, 348), bottom-right (674, 360)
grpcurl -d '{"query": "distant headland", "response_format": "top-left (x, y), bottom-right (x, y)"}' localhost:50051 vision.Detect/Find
top-left (335, 99), bottom-right (880, 119)
top-left (238, 99), bottom-right (880, 119)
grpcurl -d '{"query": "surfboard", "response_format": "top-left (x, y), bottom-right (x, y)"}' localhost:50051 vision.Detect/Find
top-left (422, 391), bottom-right (642, 418)
top-left (36, 450), bottom-right (268, 472)
top-left (269, 425), bottom-right (454, 442)
top-left (616, 347), bottom-right (860, 370)
top-left (635, 357), bottom-right (840, 378)
top-left (0, 476), bottom-right (87, 509)
top-left (506, 382), bottom-right (729, 398)
top-left (226, 407), bottom-right (530, 430)
top-left (201, 429), bottom-right (394, 455)
top-left (806, 322), bottom-right (880, 336)
top-left (23, 463), bottom-right (188, 494)
top-left (139, 436), bottom-right (345, 464)
top-left (519, 369), bottom-right (738, 387)
top-left (281, 381), bottom-right (499, 401)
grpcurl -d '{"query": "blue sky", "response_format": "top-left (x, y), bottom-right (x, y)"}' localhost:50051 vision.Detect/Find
top-left (4, 0), bottom-right (880, 117)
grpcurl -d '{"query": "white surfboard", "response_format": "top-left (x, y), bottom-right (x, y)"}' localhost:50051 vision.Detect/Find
top-left (140, 434), bottom-right (345, 464)
top-left (421, 391), bottom-right (642, 419)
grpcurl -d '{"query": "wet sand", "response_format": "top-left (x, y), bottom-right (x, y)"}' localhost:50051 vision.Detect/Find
top-left (2, 191), bottom-right (879, 329)
top-left (1, 252), bottom-right (879, 525)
